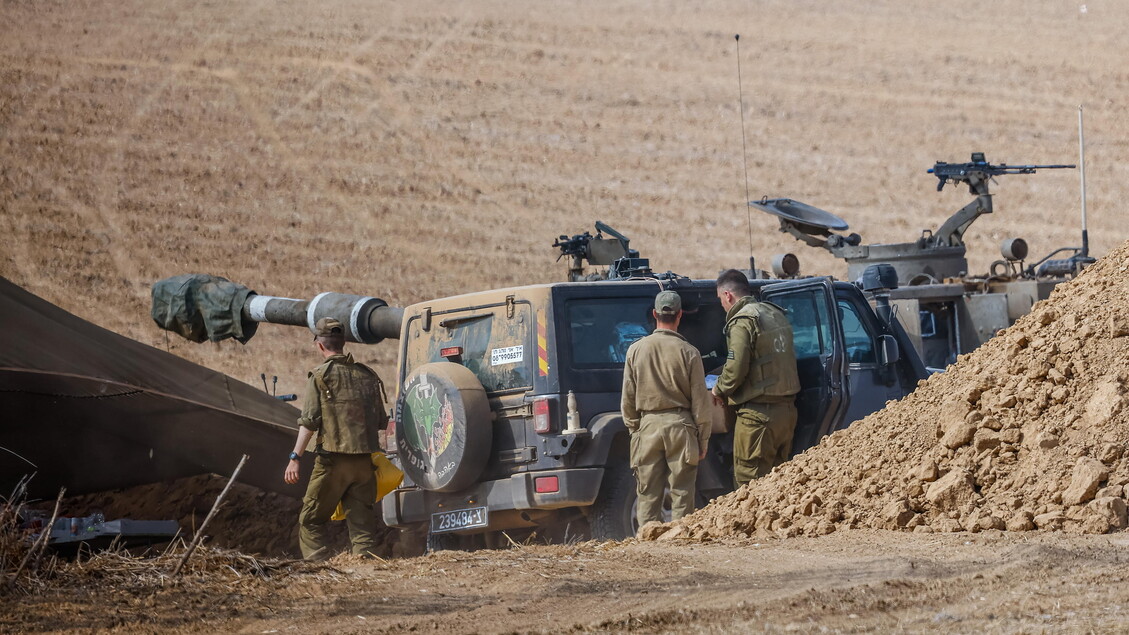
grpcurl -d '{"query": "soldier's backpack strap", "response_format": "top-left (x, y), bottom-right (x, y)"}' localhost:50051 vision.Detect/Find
top-left (355, 362), bottom-right (390, 429)
top-left (308, 360), bottom-right (338, 452)
top-left (311, 358), bottom-right (336, 398)
top-left (761, 300), bottom-right (787, 314)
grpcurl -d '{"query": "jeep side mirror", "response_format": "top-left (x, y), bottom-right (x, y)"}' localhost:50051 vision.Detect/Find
top-left (877, 334), bottom-right (900, 365)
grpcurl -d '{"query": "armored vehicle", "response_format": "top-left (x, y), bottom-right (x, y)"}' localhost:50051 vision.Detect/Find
top-left (751, 153), bottom-right (1087, 371)
top-left (154, 225), bottom-right (928, 546)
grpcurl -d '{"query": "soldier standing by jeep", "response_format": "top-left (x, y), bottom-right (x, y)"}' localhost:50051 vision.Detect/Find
top-left (621, 290), bottom-right (712, 530)
top-left (283, 317), bottom-right (387, 559)
top-left (713, 270), bottom-right (801, 487)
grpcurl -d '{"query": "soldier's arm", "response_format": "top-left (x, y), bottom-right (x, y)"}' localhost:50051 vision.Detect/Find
top-left (714, 318), bottom-right (754, 400)
top-left (283, 426), bottom-right (315, 484)
top-left (620, 350), bottom-right (641, 431)
top-left (285, 375), bottom-right (321, 484)
top-left (296, 373), bottom-right (322, 431)
top-left (688, 351), bottom-right (711, 449)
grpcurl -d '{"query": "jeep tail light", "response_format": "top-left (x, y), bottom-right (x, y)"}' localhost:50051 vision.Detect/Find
top-left (534, 476), bottom-right (559, 493)
top-left (533, 397), bottom-right (552, 434)
top-left (440, 346), bottom-right (463, 360)
top-left (385, 418), bottom-right (398, 453)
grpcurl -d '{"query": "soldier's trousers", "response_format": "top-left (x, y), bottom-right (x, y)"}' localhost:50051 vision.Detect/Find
top-left (630, 411), bottom-right (700, 530)
top-left (733, 400), bottom-right (797, 487)
top-left (299, 452), bottom-right (378, 559)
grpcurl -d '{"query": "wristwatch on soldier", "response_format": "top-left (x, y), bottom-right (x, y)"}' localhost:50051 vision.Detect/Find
top-left (288, 451), bottom-right (301, 462)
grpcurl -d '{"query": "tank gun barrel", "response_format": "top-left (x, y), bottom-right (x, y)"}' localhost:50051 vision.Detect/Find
top-left (244, 292), bottom-right (404, 343)
top-left (151, 274), bottom-right (403, 345)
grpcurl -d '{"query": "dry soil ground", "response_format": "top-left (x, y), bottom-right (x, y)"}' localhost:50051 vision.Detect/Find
top-left (4, 0), bottom-right (1129, 632)
top-left (7, 531), bottom-right (1129, 633)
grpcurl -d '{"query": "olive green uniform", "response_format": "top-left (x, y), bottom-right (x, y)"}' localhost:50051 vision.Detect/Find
top-left (297, 353), bottom-right (387, 558)
top-left (715, 296), bottom-right (801, 486)
top-left (621, 329), bottom-right (711, 527)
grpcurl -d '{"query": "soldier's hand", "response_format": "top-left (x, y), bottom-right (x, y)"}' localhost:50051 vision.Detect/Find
top-left (699, 445), bottom-right (708, 462)
top-left (284, 461), bottom-right (300, 484)
top-left (710, 391), bottom-right (724, 407)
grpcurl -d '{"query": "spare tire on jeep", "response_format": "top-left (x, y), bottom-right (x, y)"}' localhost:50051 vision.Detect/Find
top-left (394, 362), bottom-right (492, 492)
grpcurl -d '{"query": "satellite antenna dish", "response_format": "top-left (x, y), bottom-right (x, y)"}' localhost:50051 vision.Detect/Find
top-left (748, 198), bottom-right (849, 232)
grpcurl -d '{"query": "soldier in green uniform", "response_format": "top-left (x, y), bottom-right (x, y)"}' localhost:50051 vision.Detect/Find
top-left (712, 269), bottom-right (801, 487)
top-left (283, 317), bottom-right (388, 559)
top-left (621, 290), bottom-right (712, 530)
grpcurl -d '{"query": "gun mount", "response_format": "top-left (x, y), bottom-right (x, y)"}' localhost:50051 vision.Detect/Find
top-left (753, 152), bottom-right (1086, 371)
top-left (554, 221), bottom-right (685, 281)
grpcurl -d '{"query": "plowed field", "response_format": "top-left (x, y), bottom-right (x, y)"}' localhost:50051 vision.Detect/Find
top-left (4, 1), bottom-right (1129, 632)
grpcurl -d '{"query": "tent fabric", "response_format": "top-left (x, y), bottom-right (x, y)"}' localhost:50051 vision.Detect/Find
top-left (151, 273), bottom-right (259, 344)
top-left (0, 277), bottom-right (309, 499)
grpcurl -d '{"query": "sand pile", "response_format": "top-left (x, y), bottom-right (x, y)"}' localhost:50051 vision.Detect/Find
top-left (646, 240), bottom-right (1129, 541)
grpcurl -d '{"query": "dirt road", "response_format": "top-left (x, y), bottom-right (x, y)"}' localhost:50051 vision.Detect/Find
top-left (6, 530), bottom-right (1128, 633)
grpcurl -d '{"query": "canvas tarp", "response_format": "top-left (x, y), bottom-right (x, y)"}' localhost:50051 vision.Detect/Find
top-left (0, 277), bottom-right (309, 499)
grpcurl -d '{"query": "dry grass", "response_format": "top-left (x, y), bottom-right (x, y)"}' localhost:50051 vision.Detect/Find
top-left (1, 477), bottom-right (337, 598)
top-left (2, 0), bottom-right (1127, 399)
top-left (0, 478), bottom-right (56, 594)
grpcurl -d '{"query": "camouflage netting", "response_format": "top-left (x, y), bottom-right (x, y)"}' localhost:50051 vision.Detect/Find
top-left (645, 239), bottom-right (1129, 541)
top-left (151, 273), bottom-right (258, 344)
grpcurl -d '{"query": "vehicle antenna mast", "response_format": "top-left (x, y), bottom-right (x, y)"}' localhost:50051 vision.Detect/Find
top-left (735, 34), bottom-right (754, 271)
top-left (1078, 104), bottom-right (1089, 258)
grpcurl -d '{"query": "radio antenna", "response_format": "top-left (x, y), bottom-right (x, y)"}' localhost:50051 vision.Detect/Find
top-left (734, 34), bottom-right (754, 271)
top-left (1077, 104), bottom-right (1089, 257)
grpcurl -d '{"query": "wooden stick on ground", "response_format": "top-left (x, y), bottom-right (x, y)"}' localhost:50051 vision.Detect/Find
top-left (10, 487), bottom-right (64, 589)
top-left (172, 454), bottom-right (249, 577)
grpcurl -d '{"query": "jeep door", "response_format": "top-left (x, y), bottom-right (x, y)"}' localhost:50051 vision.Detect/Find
top-left (833, 287), bottom-right (913, 429)
top-left (761, 278), bottom-right (847, 455)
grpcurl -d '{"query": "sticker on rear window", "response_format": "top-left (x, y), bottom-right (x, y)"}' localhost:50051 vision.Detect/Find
top-left (491, 345), bottom-right (524, 366)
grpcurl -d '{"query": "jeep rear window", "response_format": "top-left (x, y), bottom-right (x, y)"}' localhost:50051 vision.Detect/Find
top-left (565, 296), bottom-right (727, 369)
top-left (405, 304), bottom-right (533, 394)
top-left (567, 298), bottom-right (655, 367)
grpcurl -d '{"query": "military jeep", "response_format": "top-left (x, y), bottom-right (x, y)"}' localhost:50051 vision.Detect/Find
top-left (380, 229), bottom-right (928, 546)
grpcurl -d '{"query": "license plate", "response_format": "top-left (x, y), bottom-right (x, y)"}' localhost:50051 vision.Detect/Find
top-left (431, 506), bottom-right (488, 534)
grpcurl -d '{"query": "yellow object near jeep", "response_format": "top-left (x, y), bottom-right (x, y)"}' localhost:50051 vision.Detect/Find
top-left (330, 452), bottom-right (404, 521)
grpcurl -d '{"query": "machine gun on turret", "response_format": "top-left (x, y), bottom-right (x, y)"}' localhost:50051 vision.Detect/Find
top-left (929, 152), bottom-right (1074, 192)
top-left (923, 152), bottom-right (1074, 252)
top-left (553, 221), bottom-right (656, 281)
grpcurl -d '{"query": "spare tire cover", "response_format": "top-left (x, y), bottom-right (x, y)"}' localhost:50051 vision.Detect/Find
top-left (395, 362), bottom-right (492, 492)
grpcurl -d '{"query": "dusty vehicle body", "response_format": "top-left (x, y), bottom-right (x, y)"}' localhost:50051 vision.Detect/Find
top-left (752, 153), bottom-right (1087, 372)
top-left (152, 226), bottom-right (929, 544)
top-left (382, 271), bottom-right (926, 544)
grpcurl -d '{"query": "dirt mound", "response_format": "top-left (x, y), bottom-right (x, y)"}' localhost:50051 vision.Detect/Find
top-left (646, 241), bottom-right (1129, 541)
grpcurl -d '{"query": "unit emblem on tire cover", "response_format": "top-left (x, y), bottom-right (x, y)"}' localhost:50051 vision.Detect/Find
top-left (395, 362), bottom-right (491, 492)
